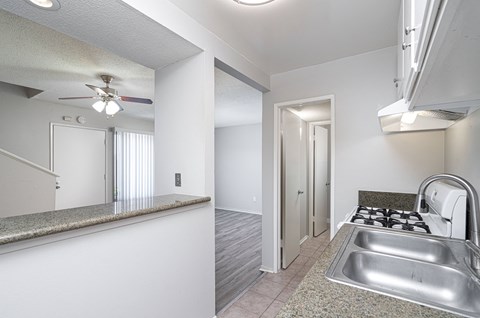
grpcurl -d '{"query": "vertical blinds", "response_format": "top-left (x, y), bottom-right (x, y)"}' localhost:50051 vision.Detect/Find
top-left (115, 129), bottom-right (154, 201)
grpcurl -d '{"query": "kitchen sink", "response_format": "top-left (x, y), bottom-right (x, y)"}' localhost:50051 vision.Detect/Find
top-left (326, 226), bottom-right (480, 317)
top-left (353, 229), bottom-right (458, 264)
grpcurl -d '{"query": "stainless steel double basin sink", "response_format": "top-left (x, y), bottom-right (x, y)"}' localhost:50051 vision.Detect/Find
top-left (326, 226), bottom-right (480, 317)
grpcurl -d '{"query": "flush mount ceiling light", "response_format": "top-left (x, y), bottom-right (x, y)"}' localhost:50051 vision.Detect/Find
top-left (25, 0), bottom-right (61, 10)
top-left (233, 0), bottom-right (275, 6)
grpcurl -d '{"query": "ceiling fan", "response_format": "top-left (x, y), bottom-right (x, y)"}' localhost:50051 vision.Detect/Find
top-left (59, 75), bottom-right (153, 116)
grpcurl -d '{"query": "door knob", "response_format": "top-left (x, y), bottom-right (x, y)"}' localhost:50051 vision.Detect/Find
top-left (298, 190), bottom-right (304, 195)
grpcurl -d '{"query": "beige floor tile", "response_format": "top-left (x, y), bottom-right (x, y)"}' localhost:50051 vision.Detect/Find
top-left (260, 300), bottom-right (285, 318)
top-left (291, 255), bottom-right (309, 266)
top-left (299, 246), bottom-right (317, 257)
top-left (276, 286), bottom-right (297, 303)
top-left (287, 275), bottom-right (304, 289)
top-left (236, 290), bottom-right (274, 315)
top-left (263, 271), bottom-right (295, 286)
top-left (282, 263), bottom-right (303, 275)
top-left (251, 277), bottom-right (286, 299)
top-left (219, 304), bottom-right (259, 318)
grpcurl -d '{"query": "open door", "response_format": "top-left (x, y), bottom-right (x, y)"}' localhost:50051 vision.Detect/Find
top-left (281, 110), bottom-right (304, 269)
top-left (313, 125), bottom-right (328, 236)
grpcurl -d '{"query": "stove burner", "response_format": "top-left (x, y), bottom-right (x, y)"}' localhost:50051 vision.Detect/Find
top-left (351, 214), bottom-right (388, 227)
top-left (356, 206), bottom-right (388, 216)
top-left (388, 219), bottom-right (431, 234)
top-left (387, 209), bottom-right (423, 221)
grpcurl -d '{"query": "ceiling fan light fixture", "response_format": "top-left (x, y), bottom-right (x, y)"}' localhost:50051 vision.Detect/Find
top-left (92, 100), bottom-right (106, 113)
top-left (25, 0), bottom-right (61, 10)
top-left (105, 101), bottom-right (123, 116)
top-left (233, 0), bottom-right (275, 5)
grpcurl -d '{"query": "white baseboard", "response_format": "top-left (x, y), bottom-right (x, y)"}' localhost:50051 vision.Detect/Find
top-left (215, 206), bottom-right (262, 215)
top-left (299, 235), bottom-right (309, 245)
top-left (259, 265), bottom-right (275, 273)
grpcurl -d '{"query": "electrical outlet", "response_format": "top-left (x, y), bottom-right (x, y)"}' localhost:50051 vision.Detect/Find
top-left (175, 173), bottom-right (181, 187)
top-left (253, 196), bottom-right (257, 202)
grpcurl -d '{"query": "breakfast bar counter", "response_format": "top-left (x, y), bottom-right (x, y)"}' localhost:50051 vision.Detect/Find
top-left (0, 194), bottom-right (211, 245)
top-left (276, 223), bottom-right (457, 318)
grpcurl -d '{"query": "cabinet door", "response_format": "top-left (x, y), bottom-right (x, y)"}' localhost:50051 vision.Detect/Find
top-left (396, 0), bottom-right (405, 99)
top-left (403, 0), bottom-right (441, 101)
top-left (412, 0), bottom-right (441, 69)
top-left (403, 0), bottom-right (415, 100)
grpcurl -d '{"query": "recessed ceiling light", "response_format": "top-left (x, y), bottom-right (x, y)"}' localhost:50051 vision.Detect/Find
top-left (233, 0), bottom-right (275, 6)
top-left (25, 0), bottom-right (61, 11)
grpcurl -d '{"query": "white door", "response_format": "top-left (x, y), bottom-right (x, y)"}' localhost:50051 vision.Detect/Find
top-left (52, 125), bottom-right (106, 210)
top-left (281, 110), bottom-right (303, 269)
top-left (313, 126), bottom-right (329, 236)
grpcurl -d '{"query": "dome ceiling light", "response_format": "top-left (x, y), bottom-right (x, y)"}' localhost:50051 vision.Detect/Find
top-left (25, 0), bottom-right (61, 11)
top-left (233, 0), bottom-right (275, 6)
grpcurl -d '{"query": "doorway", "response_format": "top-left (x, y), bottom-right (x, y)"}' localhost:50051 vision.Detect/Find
top-left (275, 96), bottom-right (335, 270)
top-left (214, 66), bottom-right (264, 313)
top-left (51, 124), bottom-right (107, 210)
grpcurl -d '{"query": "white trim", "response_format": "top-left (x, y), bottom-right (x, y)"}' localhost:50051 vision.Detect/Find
top-left (273, 94), bottom-right (336, 272)
top-left (259, 265), bottom-right (275, 273)
top-left (215, 206), bottom-right (262, 215)
top-left (0, 148), bottom-right (59, 177)
top-left (299, 235), bottom-right (309, 245)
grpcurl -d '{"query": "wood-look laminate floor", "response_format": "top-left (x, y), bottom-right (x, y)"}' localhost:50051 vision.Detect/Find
top-left (215, 209), bottom-right (263, 313)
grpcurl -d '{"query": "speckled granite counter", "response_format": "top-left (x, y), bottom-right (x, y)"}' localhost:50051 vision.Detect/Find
top-left (0, 194), bottom-right (210, 245)
top-left (276, 223), bottom-right (458, 318)
top-left (359, 190), bottom-right (417, 211)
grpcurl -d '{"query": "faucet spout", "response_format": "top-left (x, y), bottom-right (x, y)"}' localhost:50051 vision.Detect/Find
top-left (413, 174), bottom-right (480, 247)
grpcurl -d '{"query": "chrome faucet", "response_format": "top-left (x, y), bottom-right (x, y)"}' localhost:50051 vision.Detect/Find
top-left (413, 174), bottom-right (480, 247)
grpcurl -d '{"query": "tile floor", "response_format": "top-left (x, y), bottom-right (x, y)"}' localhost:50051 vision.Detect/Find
top-left (218, 230), bottom-right (331, 318)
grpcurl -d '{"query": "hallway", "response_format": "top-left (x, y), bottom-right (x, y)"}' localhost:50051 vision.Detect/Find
top-left (218, 230), bottom-right (330, 318)
top-left (215, 209), bottom-right (263, 313)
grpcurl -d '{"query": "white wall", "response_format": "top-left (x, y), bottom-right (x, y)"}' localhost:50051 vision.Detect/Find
top-left (0, 152), bottom-right (56, 217)
top-left (0, 205), bottom-right (215, 318)
top-left (262, 46), bottom-right (445, 271)
top-left (215, 124), bottom-right (262, 214)
top-left (445, 109), bottom-right (480, 195)
top-left (0, 81), bottom-right (154, 204)
top-left (154, 51), bottom-right (215, 316)
top-left (154, 53), bottom-right (215, 197)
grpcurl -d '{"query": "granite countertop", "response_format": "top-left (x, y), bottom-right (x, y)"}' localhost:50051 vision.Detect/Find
top-left (276, 223), bottom-right (457, 318)
top-left (0, 194), bottom-right (210, 245)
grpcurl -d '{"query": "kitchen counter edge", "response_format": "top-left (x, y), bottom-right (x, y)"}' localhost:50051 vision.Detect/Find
top-left (0, 194), bottom-right (211, 246)
top-left (276, 223), bottom-right (457, 318)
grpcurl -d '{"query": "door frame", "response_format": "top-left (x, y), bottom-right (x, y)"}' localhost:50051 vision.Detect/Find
top-left (50, 123), bottom-right (108, 204)
top-left (308, 121), bottom-right (331, 238)
top-left (273, 95), bottom-right (335, 272)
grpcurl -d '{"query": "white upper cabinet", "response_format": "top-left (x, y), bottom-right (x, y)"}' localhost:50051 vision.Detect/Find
top-left (395, 0), bottom-right (480, 112)
top-left (411, 0), bottom-right (480, 111)
top-left (399, 0), bottom-right (441, 102)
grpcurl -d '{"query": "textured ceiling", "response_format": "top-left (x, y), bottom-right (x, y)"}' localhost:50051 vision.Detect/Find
top-left (215, 68), bottom-right (262, 128)
top-left (0, 1), bottom-right (202, 120)
top-left (168, 0), bottom-right (401, 74)
top-left (288, 101), bottom-right (331, 122)
top-left (0, 9), bottom-right (156, 120)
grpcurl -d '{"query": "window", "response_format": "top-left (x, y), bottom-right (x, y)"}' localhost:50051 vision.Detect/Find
top-left (114, 129), bottom-right (154, 201)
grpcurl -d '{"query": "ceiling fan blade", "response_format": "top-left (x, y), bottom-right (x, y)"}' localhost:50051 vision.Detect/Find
top-left (120, 96), bottom-right (153, 104)
top-left (86, 84), bottom-right (107, 96)
top-left (58, 96), bottom-right (97, 100)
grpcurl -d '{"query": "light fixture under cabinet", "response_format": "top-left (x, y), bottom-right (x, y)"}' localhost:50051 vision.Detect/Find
top-left (378, 99), bottom-right (468, 133)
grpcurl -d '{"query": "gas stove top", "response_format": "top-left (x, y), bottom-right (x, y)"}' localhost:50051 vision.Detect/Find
top-left (341, 182), bottom-right (467, 239)
top-left (350, 206), bottom-right (431, 234)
